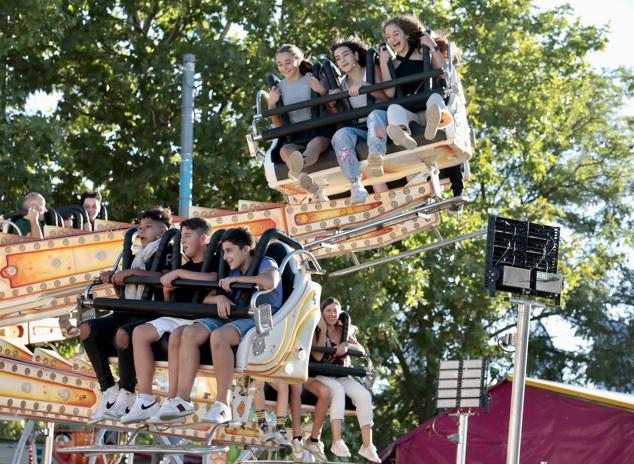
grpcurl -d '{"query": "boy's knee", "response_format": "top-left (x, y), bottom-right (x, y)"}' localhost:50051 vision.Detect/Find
top-left (132, 323), bottom-right (155, 343)
top-left (210, 327), bottom-right (235, 348)
top-left (115, 328), bottom-right (130, 349)
top-left (168, 328), bottom-right (183, 348)
top-left (79, 323), bottom-right (91, 341)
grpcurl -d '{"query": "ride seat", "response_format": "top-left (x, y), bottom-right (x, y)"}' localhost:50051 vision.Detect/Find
top-left (271, 122), bottom-right (448, 182)
top-left (150, 240), bottom-right (296, 366)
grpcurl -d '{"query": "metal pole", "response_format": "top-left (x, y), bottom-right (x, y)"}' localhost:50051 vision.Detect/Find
top-left (179, 53), bottom-right (195, 218)
top-left (506, 299), bottom-right (533, 464)
top-left (456, 413), bottom-right (468, 464)
top-left (11, 420), bottom-right (35, 464)
top-left (42, 422), bottom-right (55, 464)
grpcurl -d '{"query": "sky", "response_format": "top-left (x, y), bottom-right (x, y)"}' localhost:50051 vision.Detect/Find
top-left (23, 2), bottom-right (633, 357)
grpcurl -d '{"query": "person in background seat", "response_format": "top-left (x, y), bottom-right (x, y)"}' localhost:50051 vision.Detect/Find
top-left (310, 297), bottom-right (380, 463)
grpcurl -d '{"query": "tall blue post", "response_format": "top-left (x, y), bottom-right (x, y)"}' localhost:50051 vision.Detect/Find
top-left (179, 54), bottom-right (195, 217)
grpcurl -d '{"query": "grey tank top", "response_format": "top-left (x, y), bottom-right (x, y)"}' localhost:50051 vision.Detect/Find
top-left (277, 73), bottom-right (313, 124)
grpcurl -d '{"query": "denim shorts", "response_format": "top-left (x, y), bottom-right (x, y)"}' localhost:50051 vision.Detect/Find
top-left (195, 317), bottom-right (255, 340)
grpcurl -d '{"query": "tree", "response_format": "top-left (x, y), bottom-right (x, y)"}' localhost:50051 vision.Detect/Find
top-left (0, 0), bottom-right (632, 452)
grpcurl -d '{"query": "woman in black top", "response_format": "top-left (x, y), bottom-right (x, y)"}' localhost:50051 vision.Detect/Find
top-left (379, 15), bottom-right (463, 200)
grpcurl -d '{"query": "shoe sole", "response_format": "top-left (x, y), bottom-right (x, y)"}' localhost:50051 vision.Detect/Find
top-left (288, 151), bottom-right (304, 179)
top-left (200, 417), bottom-right (230, 424)
top-left (298, 173), bottom-right (319, 194)
top-left (87, 416), bottom-right (106, 425)
top-left (387, 125), bottom-right (417, 150)
top-left (159, 410), bottom-right (195, 421)
top-left (120, 411), bottom-right (159, 425)
top-left (146, 416), bottom-right (185, 425)
top-left (366, 152), bottom-right (384, 177)
top-left (425, 105), bottom-right (442, 140)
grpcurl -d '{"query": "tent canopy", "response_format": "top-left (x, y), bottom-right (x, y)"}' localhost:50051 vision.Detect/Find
top-left (381, 376), bottom-right (634, 464)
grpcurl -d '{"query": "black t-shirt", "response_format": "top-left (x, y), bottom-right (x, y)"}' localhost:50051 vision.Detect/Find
top-left (172, 260), bottom-right (204, 303)
top-left (144, 251), bottom-right (172, 301)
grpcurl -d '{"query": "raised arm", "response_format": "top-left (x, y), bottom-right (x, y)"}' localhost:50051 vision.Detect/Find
top-left (267, 86), bottom-right (284, 127)
top-left (421, 32), bottom-right (447, 70)
top-left (378, 46), bottom-right (396, 99)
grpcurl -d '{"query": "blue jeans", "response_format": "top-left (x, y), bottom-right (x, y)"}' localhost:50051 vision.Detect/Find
top-left (331, 110), bottom-right (388, 181)
top-left (195, 317), bottom-right (256, 340)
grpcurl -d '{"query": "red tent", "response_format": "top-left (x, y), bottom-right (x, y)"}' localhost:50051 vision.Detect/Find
top-left (381, 377), bottom-right (634, 464)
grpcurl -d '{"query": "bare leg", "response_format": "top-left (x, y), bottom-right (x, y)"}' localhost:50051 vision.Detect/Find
top-left (176, 324), bottom-right (209, 400)
top-left (330, 418), bottom-right (343, 441)
top-left (253, 381), bottom-right (265, 411)
top-left (304, 379), bottom-right (331, 440)
top-left (209, 325), bottom-right (241, 405)
top-left (274, 383), bottom-right (289, 418)
top-left (302, 136), bottom-right (330, 168)
top-left (280, 143), bottom-right (305, 166)
top-left (361, 424), bottom-right (372, 447)
top-left (289, 384), bottom-right (302, 437)
top-left (131, 324), bottom-right (159, 395)
top-left (167, 326), bottom-right (186, 398)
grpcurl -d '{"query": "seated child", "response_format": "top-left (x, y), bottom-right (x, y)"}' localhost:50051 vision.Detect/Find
top-left (157, 227), bottom-right (283, 425)
top-left (80, 207), bottom-right (172, 424)
top-left (119, 218), bottom-right (216, 424)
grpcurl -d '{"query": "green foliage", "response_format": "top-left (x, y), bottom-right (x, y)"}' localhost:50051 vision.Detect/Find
top-left (1, 0), bottom-right (632, 452)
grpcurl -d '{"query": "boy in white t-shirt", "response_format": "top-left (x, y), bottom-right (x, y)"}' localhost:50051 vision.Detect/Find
top-left (120, 218), bottom-right (216, 424)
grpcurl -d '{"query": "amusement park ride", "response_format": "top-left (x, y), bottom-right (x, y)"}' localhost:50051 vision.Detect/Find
top-left (0, 37), bottom-right (538, 463)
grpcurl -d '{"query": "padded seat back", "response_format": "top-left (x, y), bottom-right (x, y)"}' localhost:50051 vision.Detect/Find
top-left (263, 241), bottom-right (294, 304)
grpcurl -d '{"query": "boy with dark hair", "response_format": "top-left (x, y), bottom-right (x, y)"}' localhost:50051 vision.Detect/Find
top-left (120, 218), bottom-right (218, 424)
top-left (80, 191), bottom-right (102, 230)
top-left (158, 227), bottom-right (283, 425)
top-left (81, 207), bottom-right (173, 424)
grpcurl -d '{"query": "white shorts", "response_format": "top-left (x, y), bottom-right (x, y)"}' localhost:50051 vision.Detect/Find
top-left (148, 317), bottom-right (194, 338)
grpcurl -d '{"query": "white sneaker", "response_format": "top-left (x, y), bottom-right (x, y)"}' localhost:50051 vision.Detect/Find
top-left (88, 385), bottom-right (119, 425)
top-left (147, 398), bottom-right (186, 425)
top-left (359, 444), bottom-right (382, 463)
top-left (273, 430), bottom-right (291, 449)
top-left (104, 389), bottom-right (135, 421)
top-left (303, 438), bottom-right (327, 463)
top-left (120, 396), bottom-right (160, 424)
top-left (425, 103), bottom-right (442, 140)
top-left (158, 396), bottom-right (195, 420)
top-left (387, 124), bottom-right (417, 150)
top-left (291, 437), bottom-right (304, 462)
top-left (288, 151), bottom-right (304, 179)
top-left (367, 151), bottom-right (384, 177)
top-left (350, 182), bottom-right (369, 204)
top-left (201, 400), bottom-right (232, 424)
top-left (331, 439), bottom-right (351, 457)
